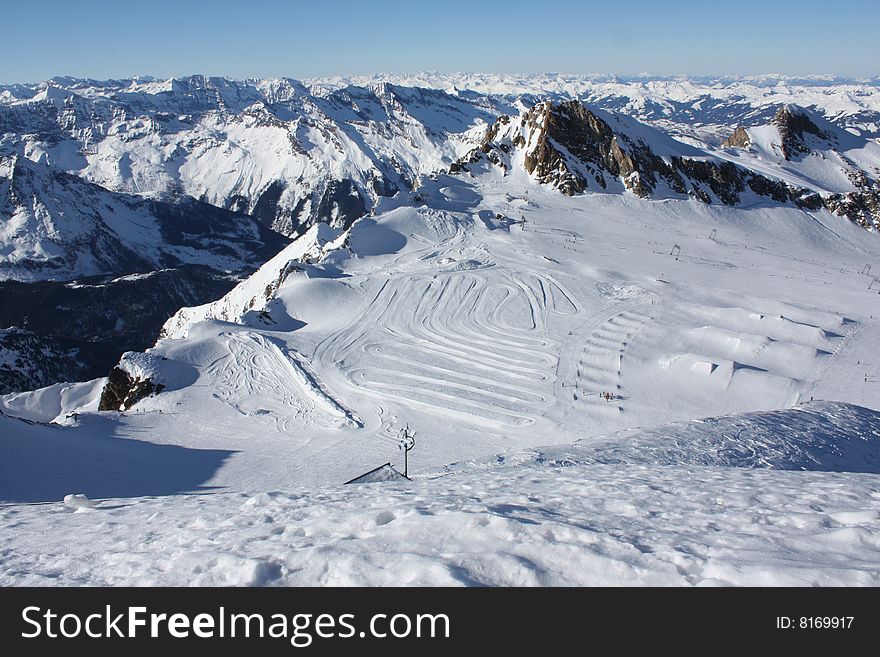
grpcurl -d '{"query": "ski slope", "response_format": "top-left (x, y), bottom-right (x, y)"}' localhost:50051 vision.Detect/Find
top-left (2, 170), bottom-right (880, 585)
top-left (7, 176), bottom-right (880, 487)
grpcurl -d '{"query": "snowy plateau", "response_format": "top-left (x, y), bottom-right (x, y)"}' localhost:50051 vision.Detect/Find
top-left (1, 74), bottom-right (880, 586)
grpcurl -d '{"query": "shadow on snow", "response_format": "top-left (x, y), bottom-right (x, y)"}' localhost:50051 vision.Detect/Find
top-left (0, 414), bottom-right (236, 503)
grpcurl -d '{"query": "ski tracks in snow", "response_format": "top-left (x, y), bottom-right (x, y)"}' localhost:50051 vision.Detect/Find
top-left (205, 331), bottom-right (361, 432)
top-left (317, 269), bottom-right (579, 428)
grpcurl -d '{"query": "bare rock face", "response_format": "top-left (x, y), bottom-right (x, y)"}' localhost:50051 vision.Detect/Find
top-left (450, 99), bottom-right (880, 231)
top-left (98, 366), bottom-right (164, 411)
top-left (722, 126), bottom-right (751, 149)
top-left (821, 190), bottom-right (880, 230)
top-left (508, 100), bottom-right (680, 198)
top-left (773, 105), bottom-right (831, 160)
top-left (520, 102), bottom-right (589, 195)
top-left (475, 99), bottom-right (772, 204)
top-left (671, 158), bottom-right (745, 205)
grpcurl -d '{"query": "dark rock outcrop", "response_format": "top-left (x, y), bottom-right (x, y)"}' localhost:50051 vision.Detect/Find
top-left (773, 105), bottom-right (832, 160)
top-left (98, 366), bottom-right (164, 411)
top-left (821, 190), bottom-right (880, 230)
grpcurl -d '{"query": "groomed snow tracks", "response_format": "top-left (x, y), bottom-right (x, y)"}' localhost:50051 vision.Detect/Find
top-left (319, 271), bottom-right (578, 427)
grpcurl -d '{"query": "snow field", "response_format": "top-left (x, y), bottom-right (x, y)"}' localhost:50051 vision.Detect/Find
top-left (205, 331), bottom-right (359, 430)
top-left (3, 171), bottom-right (880, 587)
top-left (1, 462), bottom-right (878, 586)
top-left (318, 272), bottom-right (566, 428)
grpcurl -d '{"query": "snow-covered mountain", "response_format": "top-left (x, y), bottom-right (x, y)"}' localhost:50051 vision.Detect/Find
top-left (314, 72), bottom-right (880, 143)
top-left (1, 76), bottom-right (494, 238)
top-left (716, 105), bottom-right (880, 225)
top-left (3, 74), bottom-right (880, 586)
top-left (0, 153), bottom-right (286, 282)
top-left (0, 150), bottom-right (289, 392)
top-left (453, 99), bottom-right (880, 229)
top-left (3, 74), bottom-right (880, 240)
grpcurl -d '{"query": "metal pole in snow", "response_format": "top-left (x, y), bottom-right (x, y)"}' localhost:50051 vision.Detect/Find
top-left (398, 425), bottom-right (416, 478)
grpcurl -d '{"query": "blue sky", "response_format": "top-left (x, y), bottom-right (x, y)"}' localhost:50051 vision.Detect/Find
top-left (2, 0), bottom-right (877, 83)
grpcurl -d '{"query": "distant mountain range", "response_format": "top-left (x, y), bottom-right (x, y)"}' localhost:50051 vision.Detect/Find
top-left (2, 74), bottom-right (878, 243)
top-left (1, 73), bottom-right (879, 392)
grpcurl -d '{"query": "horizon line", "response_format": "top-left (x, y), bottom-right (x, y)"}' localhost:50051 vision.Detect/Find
top-left (3, 71), bottom-right (879, 88)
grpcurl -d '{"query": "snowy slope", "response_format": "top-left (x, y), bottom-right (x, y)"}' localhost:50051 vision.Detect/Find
top-left (0, 378), bottom-right (103, 423)
top-left (442, 402), bottom-right (880, 475)
top-left (25, 173), bottom-right (878, 496)
top-left (3, 75), bottom-right (880, 587)
top-left (2, 402), bottom-right (879, 586)
top-left (0, 154), bottom-right (287, 281)
top-left (2, 181), bottom-right (880, 585)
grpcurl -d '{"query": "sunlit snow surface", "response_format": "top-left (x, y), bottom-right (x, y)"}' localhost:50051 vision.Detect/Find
top-left (3, 169), bottom-right (880, 585)
top-left (2, 453), bottom-right (879, 586)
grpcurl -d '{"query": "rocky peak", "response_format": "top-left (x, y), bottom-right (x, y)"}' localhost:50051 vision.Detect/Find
top-left (462, 99), bottom-right (683, 198)
top-left (525, 100), bottom-right (635, 193)
top-left (451, 99), bottom-right (880, 230)
top-left (772, 104), bottom-right (831, 160)
top-left (721, 126), bottom-right (751, 149)
top-left (470, 100), bottom-right (655, 197)
top-left (518, 101), bottom-right (589, 195)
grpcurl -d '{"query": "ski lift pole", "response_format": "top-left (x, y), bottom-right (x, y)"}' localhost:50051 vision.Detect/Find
top-left (398, 425), bottom-right (416, 478)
